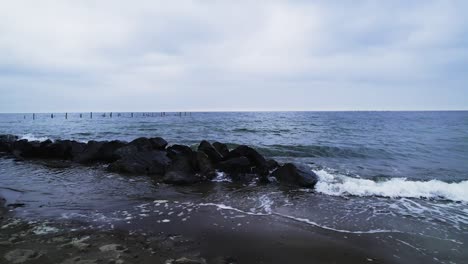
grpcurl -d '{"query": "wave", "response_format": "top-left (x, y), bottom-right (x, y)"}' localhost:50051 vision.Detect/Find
top-left (314, 169), bottom-right (468, 202)
top-left (20, 134), bottom-right (51, 142)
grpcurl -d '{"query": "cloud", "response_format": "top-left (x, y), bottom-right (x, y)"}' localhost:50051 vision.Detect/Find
top-left (0, 0), bottom-right (467, 111)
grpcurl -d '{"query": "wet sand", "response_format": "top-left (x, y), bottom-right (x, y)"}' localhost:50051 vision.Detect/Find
top-left (1, 195), bottom-right (432, 264)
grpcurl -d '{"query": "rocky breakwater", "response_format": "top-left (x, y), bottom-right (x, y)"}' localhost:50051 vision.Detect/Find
top-left (0, 135), bottom-right (318, 188)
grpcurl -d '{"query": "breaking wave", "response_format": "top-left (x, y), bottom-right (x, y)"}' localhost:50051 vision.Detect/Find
top-left (314, 169), bottom-right (468, 202)
top-left (20, 134), bottom-right (51, 142)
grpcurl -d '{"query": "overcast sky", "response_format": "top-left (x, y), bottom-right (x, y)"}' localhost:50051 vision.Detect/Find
top-left (0, 0), bottom-right (467, 112)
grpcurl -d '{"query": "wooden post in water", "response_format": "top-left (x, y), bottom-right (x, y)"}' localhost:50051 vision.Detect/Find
top-left (131, 113), bottom-right (134, 118)
top-left (80, 113), bottom-right (82, 118)
top-left (110, 112), bottom-right (112, 118)
top-left (90, 112), bottom-right (93, 119)
top-left (65, 113), bottom-right (68, 119)
top-left (33, 113), bottom-right (35, 120)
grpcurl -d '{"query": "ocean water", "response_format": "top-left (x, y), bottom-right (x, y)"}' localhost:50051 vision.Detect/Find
top-left (1, 111), bottom-right (467, 262)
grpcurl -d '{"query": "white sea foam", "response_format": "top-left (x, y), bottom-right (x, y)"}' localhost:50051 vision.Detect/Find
top-left (20, 133), bottom-right (50, 142)
top-left (273, 212), bottom-right (396, 234)
top-left (211, 171), bottom-right (232, 182)
top-left (198, 203), bottom-right (270, 216)
top-left (314, 169), bottom-right (468, 202)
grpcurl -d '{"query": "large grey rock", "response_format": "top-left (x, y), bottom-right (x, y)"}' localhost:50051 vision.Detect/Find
top-left (128, 137), bottom-right (153, 151)
top-left (225, 145), bottom-right (267, 166)
top-left (0, 134), bottom-right (18, 153)
top-left (212, 142), bottom-right (230, 158)
top-left (108, 150), bottom-right (170, 175)
top-left (96, 140), bottom-right (127, 162)
top-left (149, 137), bottom-right (168, 150)
top-left (74, 141), bottom-right (105, 163)
top-left (166, 144), bottom-right (194, 160)
top-left (197, 140), bottom-right (222, 163)
top-left (271, 163), bottom-right (318, 188)
top-left (11, 140), bottom-right (41, 159)
top-left (163, 145), bottom-right (201, 184)
top-left (126, 137), bottom-right (167, 151)
top-left (218, 156), bottom-right (252, 174)
top-left (195, 151), bottom-right (216, 180)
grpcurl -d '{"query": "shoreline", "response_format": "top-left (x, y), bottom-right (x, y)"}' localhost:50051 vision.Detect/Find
top-left (0, 197), bottom-right (394, 264)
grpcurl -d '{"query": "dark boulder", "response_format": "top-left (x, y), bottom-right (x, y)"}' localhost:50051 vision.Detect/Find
top-left (0, 134), bottom-right (18, 152)
top-left (73, 140), bottom-right (124, 163)
top-left (149, 137), bottom-right (168, 150)
top-left (212, 142), bottom-right (229, 158)
top-left (11, 140), bottom-right (41, 159)
top-left (163, 157), bottom-right (200, 185)
top-left (266, 159), bottom-right (279, 171)
top-left (224, 145), bottom-right (269, 177)
top-left (128, 137), bottom-right (154, 151)
top-left (195, 151), bottom-right (216, 180)
top-left (224, 145), bottom-right (267, 167)
top-left (66, 140), bottom-right (87, 159)
top-left (108, 150), bottom-right (170, 175)
top-left (73, 141), bottom-right (105, 163)
top-left (41, 140), bottom-right (70, 159)
top-left (218, 156), bottom-right (252, 175)
top-left (96, 140), bottom-right (127, 162)
top-left (126, 137), bottom-right (167, 151)
top-left (197, 140), bottom-right (222, 163)
top-left (163, 145), bottom-right (202, 185)
top-left (271, 163), bottom-right (318, 188)
top-left (166, 145), bottom-right (194, 160)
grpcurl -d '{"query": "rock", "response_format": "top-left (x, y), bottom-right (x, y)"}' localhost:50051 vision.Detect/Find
top-left (166, 145), bottom-right (194, 160)
top-left (41, 140), bottom-right (68, 159)
top-left (218, 156), bottom-right (252, 175)
top-left (4, 249), bottom-right (40, 263)
top-left (224, 145), bottom-right (268, 176)
top-left (12, 140), bottom-right (44, 159)
top-left (108, 150), bottom-right (170, 175)
top-left (197, 140), bottom-right (222, 163)
top-left (212, 142), bottom-right (229, 158)
top-left (163, 146), bottom-right (202, 184)
top-left (266, 159), bottom-right (279, 171)
top-left (74, 141), bottom-right (105, 163)
top-left (128, 137), bottom-right (153, 151)
top-left (149, 137), bottom-right (168, 150)
top-left (52, 140), bottom-right (87, 160)
top-left (97, 140), bottom-right (127, 162)
top-left (195, 151), bottom-right (216, 180)
top-left (271, 163), bottom-right (318, 188)
top-left (74, 140), bottom-right (125, 163)
top-left (0, 134), bottom-right (18, 152)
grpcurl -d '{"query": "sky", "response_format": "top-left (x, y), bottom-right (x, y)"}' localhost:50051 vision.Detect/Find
top-left (0, 0), bottom-right (467, 112)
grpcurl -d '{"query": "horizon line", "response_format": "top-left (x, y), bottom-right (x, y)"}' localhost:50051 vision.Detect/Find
top-left (1, 109), bottom-right (468, 114)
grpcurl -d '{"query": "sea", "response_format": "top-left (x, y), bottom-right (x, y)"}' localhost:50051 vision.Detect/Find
top-left (0, 111), bottom-right (467, 263)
